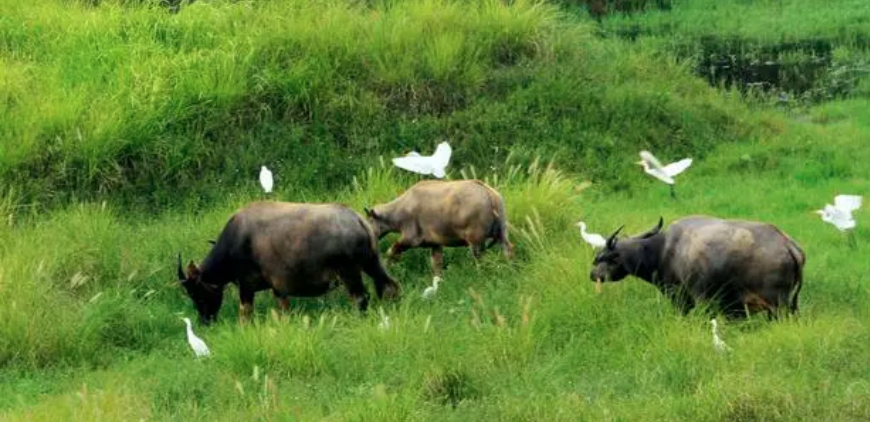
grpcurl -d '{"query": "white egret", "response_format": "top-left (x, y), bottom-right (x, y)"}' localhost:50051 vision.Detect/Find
top-left (636, 150), bottom-right (692, 199)
top-left (710, 318), bottom-right (731, 354)
top-left (259, 166), bottom-right (274, 194)
top-left (815, 194), bottom-right (862, 231)
top-left (182, 317), bottom-right (211, 358)
top-left (576, 221), bottom-right (607, 249)
top-left (576, 221), bottom-right (605, 293)
top-left (422, 276), bottom-right (441, 300)
top-left (391, 141), bottom-right (452, 178)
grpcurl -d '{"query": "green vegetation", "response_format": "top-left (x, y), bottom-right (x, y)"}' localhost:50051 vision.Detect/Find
top-left (1, 0), bottom-right (869, 420)
top-left (601, 0), bottom-right (870, 102)
top-left (1, 0), bottom-right (752, 210)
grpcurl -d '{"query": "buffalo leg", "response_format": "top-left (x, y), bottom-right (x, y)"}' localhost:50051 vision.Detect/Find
top-left (273, 290), bottom-right (290, 313)
top-left (663, 285), bottom-right (694, 315)
top-left (470, 243), bottom-right (484, 261)
top-left (386, 239), bottom-right (415, 263)
top-left (501, 239), bottom-right (514, 261)
top-left (430, 246), bottom-right (445, 277)
top-left (239, 287), bottom-right (255, 323)
top-left (339, 269), bottom-right (370, 314)
top-left (363, 256), bottom-right (401, 299)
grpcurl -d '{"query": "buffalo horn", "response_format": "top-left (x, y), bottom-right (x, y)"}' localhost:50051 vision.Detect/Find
top-left (177, 252), bottom-right (186, 282)
top-left (606, 225), bottom-right (624, 249)
top-left (639, 217), bottom-right (664, 239)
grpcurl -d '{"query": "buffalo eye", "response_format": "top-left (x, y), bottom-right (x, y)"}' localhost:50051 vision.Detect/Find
top-left (595, 251), bottom-right (618, 264)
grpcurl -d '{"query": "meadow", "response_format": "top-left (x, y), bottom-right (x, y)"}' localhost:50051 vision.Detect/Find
top-left (1, 0), bottom-right (870, 420)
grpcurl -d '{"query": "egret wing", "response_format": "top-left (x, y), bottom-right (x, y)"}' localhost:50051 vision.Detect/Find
top-left (834, 194), bottom-right (862, 212)
top-left (193, 338), bottom-right (210, 356)
top-left (662, 158), bottom-right (692, 177)
top-left (259, 167), bottom-right (274, 192)
top-left (431, 142), bottom-right (452, 169)
top-left (639, 150), bottom-right (666, 171)
top-left (392, 155), bottom-right (433, 175)
top-left (586, 233), bottom-right (607, 248)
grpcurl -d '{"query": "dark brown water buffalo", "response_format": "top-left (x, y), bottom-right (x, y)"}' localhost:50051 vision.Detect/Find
top-left (177, 201), bottom-right (401, 324)
top-left (364, 179), bottom-right (514, 277)
top-left (590, 215), bottom-right (805, 318)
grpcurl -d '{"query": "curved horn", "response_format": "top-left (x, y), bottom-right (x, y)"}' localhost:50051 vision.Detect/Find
top-left (639, 216), bottom-right (664, 239)
top-left (177, 252), bottom-right (186, 281)
top-left (606, 225), bottom-right (624, 249)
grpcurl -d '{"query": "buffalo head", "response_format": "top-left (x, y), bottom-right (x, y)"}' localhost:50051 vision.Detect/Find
top-left (177, 252), bottom-right (224, 324)
top-left (363, 207), bottom-right (395, 239)
top-left (590, 217), bottom-right (664, 284)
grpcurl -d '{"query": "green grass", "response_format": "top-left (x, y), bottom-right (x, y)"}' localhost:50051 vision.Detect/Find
top-left (2, 0), bottom-right (870, 420)
top-left (601, 0), bottom-right (870, 44)
top-left (2, 114), bottom-right (870, 419)
top-left (0, 0), bottom-right (754, 210)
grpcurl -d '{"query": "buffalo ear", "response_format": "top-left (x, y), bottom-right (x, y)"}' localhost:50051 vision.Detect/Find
top-left (364, 207), bottom-right (377, 219)
top-left (186, 261), bottom-right (201, 279)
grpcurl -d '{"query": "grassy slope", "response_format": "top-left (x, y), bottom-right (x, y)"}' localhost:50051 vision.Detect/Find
top-left (0, 0), bottom-right (750, 210)
top-left (2, 0), bottom-right (870, 420)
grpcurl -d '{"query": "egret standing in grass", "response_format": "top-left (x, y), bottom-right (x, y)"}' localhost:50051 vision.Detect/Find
top-left (391, 141), bottom-right (452, 178)
top-left (710, 318), bottom-right (731, 354)
top-left (422, 276), bottom-right (441, 300)
top-left (259, 166), bottom-right (274, 194)
top-left (636, 150), bottom-right (692, 199)
top-left (576, 221), bottom-right (606, 293)
top-left (182, 317), bottom-right (211, 358)
top-left (815, 194), bottom-right (862, 247)
top-left (576, 221), bottom-right (607, 249)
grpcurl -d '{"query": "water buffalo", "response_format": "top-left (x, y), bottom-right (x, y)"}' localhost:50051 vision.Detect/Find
top-left (177, 201), bottom-right (401, 324)
top-left (364, 179), bottom-right (514, 278)
top-left (590, 215), bottom-right (805, 318)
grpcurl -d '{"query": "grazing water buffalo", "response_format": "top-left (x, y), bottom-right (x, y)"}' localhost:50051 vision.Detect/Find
top-left (590, 215), bottom-right (805, 318)
top-left (177, 201), bottom-right (401, 324)
top-left (364, 179), bottom-right (514, 277)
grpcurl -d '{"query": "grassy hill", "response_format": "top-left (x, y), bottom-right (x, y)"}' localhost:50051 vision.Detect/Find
top-left (1, 0), bottom-right (870, 420)
top-left (1, 0), bottom-right (755, 210)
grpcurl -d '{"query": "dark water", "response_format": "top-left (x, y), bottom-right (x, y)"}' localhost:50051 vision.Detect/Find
top-left (611, 25), bottom-right (869, 101)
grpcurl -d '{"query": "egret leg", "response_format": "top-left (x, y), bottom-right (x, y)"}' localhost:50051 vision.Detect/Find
top-left (670, 184), bottom-right (677, 200)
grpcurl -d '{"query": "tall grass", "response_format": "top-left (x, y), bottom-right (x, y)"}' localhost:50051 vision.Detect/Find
top-left (2, 112), bottom-right (870, 418)
top-left (0, 0), bottom-right (752, 211)
top-left (2, 0), bottom-right (870, 419)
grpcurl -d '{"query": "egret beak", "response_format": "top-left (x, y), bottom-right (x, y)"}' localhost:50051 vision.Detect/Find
top-left (595, 277), bottom-right (602, 293)
top-left (635, 160), bottom-right (644, 166)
